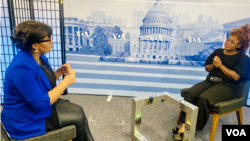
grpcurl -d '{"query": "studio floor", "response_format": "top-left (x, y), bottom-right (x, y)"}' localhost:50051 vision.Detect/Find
top-left (60, 94), bottom-right (250, 141)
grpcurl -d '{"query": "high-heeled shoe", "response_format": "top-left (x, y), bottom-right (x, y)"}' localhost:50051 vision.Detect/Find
top-left (173, 132), bottom-right (184, 141)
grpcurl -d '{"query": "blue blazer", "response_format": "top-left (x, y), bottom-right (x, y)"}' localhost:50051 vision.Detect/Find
top-left (1, 50), bottom-right (54, 140)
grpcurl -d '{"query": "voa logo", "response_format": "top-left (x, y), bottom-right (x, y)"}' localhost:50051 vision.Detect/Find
top-left (149, 35), bottom-right (163, 41)
top-left (76, 31), bottom-right (89, 38)
top-left (112, 33), bottom-right (126, 40)
top-left (226, 129), bottom-right (246, 136)
top-left (187, 37), bottom-right (201, 43)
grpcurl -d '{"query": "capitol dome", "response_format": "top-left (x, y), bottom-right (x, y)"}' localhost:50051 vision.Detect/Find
top-left (140, 0), bottom-right (173, 36)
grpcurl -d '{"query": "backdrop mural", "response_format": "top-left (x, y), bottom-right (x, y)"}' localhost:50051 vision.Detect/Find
top-left (63, 0), bottom-right (250, 105)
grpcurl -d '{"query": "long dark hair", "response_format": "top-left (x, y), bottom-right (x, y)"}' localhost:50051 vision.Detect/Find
top-left (10, 20), bottom-right (52, 51)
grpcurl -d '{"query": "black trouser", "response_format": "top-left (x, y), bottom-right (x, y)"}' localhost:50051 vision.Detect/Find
top-left (45, 99), bottom-right (95, 141)
top-left (180, 79), bottom-right (236, 131)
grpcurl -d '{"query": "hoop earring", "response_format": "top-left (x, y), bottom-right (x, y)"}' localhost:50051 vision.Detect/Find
top-left (34, 49), bottom-right (39, 53)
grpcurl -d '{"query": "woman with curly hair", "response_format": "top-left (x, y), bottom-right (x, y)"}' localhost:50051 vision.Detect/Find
top-left (172, 24), bottom-right (250, 140)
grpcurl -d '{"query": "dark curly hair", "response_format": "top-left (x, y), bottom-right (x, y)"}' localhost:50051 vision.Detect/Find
top-left (10, 20), bottom-right (52, 51)
top-left (230, 23), bottom-right (250, 53)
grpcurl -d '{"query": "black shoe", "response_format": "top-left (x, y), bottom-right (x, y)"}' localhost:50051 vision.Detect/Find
top-left (172, 127), bottom-right (179, 134)
top-left (173, 132), bottom-right (184, 141)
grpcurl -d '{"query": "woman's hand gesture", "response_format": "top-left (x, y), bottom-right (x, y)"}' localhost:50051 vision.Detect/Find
top-left (64, 70), bottom-right (76, 85)
top-left (58, 63), bottom-right (71, 74)
top-left (213, 56), bottom-right (222, 68)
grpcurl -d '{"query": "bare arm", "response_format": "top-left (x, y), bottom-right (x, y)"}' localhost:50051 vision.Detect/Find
top-left (219, 65), bottom-right (240, 81)
top-left (54, 69), bottom-right (64, 80)
top-left (213, 56), bottom-right (241, 81)
top-left (205, 64), bottom-right (215, 72)
top-left (48, 79), bottom-right (68, 104)
top-left (48, 70), bottom-right (76, 105)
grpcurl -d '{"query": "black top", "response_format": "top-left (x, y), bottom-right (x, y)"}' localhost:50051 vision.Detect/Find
top-left (205, 49), bottom-right (250, 83)
top-left (39, 58), bottom-right (56, 89)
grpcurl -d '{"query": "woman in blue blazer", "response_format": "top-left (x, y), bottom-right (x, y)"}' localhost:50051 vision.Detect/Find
top-left (1, 21), bottom-right (94, 141)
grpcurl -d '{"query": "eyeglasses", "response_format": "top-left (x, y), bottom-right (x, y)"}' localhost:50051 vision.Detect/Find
top-left (226, 38), bottom-right (238, 46)
top-left (37, 36), bottom-right (52, 44)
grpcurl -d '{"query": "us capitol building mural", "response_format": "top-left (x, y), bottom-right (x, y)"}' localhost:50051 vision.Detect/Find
top-left (64, 0), bottom-right (250, 66)
top-left (115, 0), bottom-right (212, 65)
top-left (127, 0), bottom-right (182, 64)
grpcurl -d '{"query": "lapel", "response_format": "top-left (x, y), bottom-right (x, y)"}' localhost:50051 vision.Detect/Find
top-left (40, 55), bottom-right (53, 72)
top-left (20, 50), bottom-right (52, 90)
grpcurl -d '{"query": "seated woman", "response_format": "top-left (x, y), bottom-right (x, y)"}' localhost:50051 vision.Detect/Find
top-left (172, 24), bottom-right (250, 140)
top-left (1, 20), bottom-right (95, 141)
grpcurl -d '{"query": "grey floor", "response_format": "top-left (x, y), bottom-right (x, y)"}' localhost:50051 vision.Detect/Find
top-left (60, 94), bottom-right (250, 141)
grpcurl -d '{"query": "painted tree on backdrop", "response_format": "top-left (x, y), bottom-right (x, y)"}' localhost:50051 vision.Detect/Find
top-left (90, 26), bottom-right (112, 56)
top-left (105, 27), bottom-right (114, 38)
top-left (104, 26), bottom-right (123, 39)
top-left (113, 26), bottom-right (123, 39)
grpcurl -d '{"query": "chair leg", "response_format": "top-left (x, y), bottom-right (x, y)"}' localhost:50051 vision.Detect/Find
top-left (236, 107), bottom-right (243, 125)
top-left (209, 113), bottom-right (220, 141)
top-left (177, 111), bottom-right (182, 124)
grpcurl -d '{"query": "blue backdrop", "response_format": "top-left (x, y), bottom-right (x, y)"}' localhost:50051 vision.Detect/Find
top-left (63, 0), bottom-right (250, 106)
